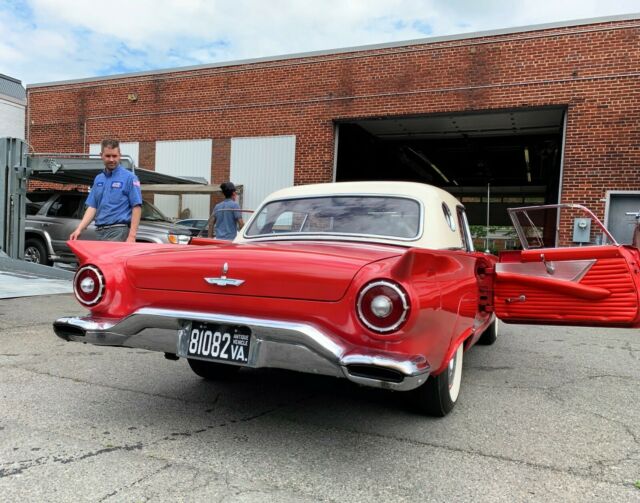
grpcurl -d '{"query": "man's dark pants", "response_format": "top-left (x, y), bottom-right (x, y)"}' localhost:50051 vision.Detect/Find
top-left (96, 225), bottom-right (129, 242)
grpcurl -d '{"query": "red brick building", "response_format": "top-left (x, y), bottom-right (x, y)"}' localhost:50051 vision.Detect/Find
top-left (26, 15), bottom-right (640, 245)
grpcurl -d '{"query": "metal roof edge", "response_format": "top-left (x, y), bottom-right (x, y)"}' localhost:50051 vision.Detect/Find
top-left (27, 13), bottom-right (640, 89)
top-left (0, 74), bottom-right (23, 85)
top-left (0, 93), bottom-right (27, 106)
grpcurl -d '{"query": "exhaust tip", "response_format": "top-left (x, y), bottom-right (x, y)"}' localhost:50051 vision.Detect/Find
top-left (53, 322), bottom-right (86, 340)
top-left (346, 364), bottom-right (404, 383)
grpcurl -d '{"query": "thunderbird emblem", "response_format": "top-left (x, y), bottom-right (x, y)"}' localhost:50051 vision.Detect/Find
top-left (204, 262), bottom-right (245, 287)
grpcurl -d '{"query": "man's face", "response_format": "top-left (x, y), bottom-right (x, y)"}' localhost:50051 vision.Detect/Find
top-left (101, 146), bottom-right (121, 171)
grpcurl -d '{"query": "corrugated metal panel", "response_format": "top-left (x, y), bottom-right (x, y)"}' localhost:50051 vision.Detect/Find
top-left (230, 135), bottom-right (296, 210)
top-left (155, 139), bottom-right (212, 219)
top-left (0, 75), bottom-right (26, 102)
top-left (89, 142), bottom-right (139, 166)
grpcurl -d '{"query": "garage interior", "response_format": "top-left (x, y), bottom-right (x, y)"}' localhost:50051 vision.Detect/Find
top-left (335, 107), bottom-right (566, 250)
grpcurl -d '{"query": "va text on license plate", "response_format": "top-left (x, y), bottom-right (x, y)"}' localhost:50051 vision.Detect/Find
top-left (187, 323), bottom-right (250, 364)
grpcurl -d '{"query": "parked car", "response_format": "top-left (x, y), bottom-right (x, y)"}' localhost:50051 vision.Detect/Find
top-left (53, 182), bottom-right (640, 416)
top-left (177, 210), bottom-right (255, 238)
top-left (175, 218), bottom-right (210, 237)
top-left (25, 191), bottom-right (195, 265)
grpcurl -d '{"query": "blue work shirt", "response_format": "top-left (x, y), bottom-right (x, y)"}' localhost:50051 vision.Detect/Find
top-left (213, 198), bottom-right (242, 240)
top-left (86, 165), bottom-right (143, 226)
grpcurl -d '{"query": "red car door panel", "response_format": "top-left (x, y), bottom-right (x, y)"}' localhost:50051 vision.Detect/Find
top-left (494, 245), bottom-right (640, 327)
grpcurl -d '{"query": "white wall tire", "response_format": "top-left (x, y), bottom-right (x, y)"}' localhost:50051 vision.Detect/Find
top-left (447, 344), bottom-right (463, 403)
top-left (411, 342), bottom-right (465, 417)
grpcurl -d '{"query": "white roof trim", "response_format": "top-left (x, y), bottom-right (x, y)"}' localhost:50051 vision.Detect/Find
top-left (0, 93), bottom-right (26, 106)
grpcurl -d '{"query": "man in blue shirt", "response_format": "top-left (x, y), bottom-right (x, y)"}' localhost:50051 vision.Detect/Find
top-left (210, 182), bottom-right (244, 240)
top-left (70, 139), bottom-right (143, 242)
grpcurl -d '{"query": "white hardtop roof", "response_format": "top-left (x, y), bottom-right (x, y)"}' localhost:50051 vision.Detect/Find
top-left (264, 181), bottom-right (461, 205)
top-left (237, 181), bottom-right (466, 250)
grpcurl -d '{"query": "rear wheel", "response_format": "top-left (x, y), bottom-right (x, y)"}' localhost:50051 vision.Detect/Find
top-left (187, 358), bottom-right (240, 380)
top-left (477, 319), bottom-right (498, 345)
top-left (411, 343), bottom-right (464, 417)
top-left (24, 238), bottom-right (52, 266)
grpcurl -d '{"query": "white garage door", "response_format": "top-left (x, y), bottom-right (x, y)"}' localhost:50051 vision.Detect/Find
top-left (230, 135), bottom-right (296, 210)
top-left (89, 142), bottom-right (139, 167)
top-left (155, 139), bottom-right (212, 219)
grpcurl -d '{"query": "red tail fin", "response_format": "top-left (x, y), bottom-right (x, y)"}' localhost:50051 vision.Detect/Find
top-left (390, 248), bottom-right (461, 280)
top-left (66, 240), bottom-right (168, 264)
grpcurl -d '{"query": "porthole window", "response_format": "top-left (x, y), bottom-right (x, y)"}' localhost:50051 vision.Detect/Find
top-left (442, 203), bottom-right (456, 232)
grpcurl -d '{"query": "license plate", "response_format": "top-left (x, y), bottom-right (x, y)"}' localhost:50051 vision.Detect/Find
top-left (186, 322), bottom-right (251, 364)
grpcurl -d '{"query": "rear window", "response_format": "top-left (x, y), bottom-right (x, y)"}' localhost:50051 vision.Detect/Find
top-left (246, 196), bottom-right (421, 240)
top-left (46, 194), bottom-right (84, 218)
top-left (26, 193), bottom-right (51, 215)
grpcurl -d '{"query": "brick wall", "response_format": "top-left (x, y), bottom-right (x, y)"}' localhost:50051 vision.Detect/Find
top-left (27, 18), bottom-right (640, 234)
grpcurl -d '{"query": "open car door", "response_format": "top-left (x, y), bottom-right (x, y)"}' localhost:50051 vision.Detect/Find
top-left (494, 204), bottom-right (640, 328)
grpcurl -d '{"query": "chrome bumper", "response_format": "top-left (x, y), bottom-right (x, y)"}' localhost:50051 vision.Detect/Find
top-left (53, 307), bottom-right (430, 391)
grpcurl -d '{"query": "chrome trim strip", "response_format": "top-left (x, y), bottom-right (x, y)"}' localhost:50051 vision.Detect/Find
top-left (356, 280), bottom-right (409, 333)
top-left (54, 307), bottom-right (430, 391)
top-left (72, 265), bottom-right (105, 306)
top-left (495, 259), bottom-right (596, 282)
top-left (204, 278), bottom-right (245, 286)
top-left (243, 193), bottom-right (424, 243)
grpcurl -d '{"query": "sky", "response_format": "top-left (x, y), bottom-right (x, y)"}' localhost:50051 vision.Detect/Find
top-left (1, 0), bottom-right (639, 86)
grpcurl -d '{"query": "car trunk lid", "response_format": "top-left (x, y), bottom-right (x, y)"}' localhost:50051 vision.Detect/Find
top-left (126, 241), bottom-right (403, 301)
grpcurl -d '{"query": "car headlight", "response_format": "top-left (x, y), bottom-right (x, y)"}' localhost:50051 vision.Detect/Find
top-left (168, 233), bottom-right (192, 245)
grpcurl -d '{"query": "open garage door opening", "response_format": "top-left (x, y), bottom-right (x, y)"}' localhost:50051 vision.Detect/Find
top-left (335, 107), bottom-right (566, 251)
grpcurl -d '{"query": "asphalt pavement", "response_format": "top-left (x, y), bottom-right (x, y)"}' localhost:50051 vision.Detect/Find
top-left (0, 294), bottom-right (639, 502)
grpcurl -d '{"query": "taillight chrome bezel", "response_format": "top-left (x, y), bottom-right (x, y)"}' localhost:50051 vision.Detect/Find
top-left (356, 280), bottom-right (410, 333)
top-left (73, 265), bottom-right (105, 306)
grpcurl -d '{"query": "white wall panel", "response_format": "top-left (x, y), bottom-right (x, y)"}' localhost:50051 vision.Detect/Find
top-left (0, 99), bottom-right (25, 139)
top-left (155, 139), bottom-right (212, 219)
top-left (230, 135), bottom-right (296, 210)
top-left (89, 142), bottom-right (139, 166)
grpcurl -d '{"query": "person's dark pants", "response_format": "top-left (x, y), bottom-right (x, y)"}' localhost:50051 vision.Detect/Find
top-left (96, 225), bottom-right (130, 242)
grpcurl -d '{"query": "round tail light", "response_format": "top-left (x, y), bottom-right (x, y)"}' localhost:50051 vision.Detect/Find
top-left (357, 280), bottom-right (410, 333)
top-left (73, 265), bottom-right (105, 306)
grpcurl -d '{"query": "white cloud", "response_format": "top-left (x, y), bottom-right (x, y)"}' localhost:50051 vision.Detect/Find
top-left (1, 0), bottom-right (638, 85)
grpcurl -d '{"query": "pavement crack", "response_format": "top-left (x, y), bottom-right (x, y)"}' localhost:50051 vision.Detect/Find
top-left (98, 462), bottom-right (173, 502)
top-left (279, 415), bottom-right (637, 491)
top-left (0, 443), bottom-right (143, 479)
top-left (587, 410), bottom-right (640, 447)
top-left (623, 341), bottom-right (640, 361)
top-left (7, 365), bottom-right (219, 406)
top-left (466, 365), bottom-right (514, 372)
top-left (149, 394), bottom-right (317, 447)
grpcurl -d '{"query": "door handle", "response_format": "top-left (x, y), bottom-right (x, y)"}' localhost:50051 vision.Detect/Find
top-left (505, 294), bottom-right (526, 304)
top-left (541, 254), bottom-right (555, 275)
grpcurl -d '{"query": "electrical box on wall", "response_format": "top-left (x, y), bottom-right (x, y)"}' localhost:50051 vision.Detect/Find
top-left (573, 218), bottom-right (591, 243)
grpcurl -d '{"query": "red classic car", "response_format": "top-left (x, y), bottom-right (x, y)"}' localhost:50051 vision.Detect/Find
top-left (53, 182), bottom-right (640, 416)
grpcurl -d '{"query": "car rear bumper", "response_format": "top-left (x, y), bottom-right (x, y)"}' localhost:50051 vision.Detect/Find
top-left (53, 307), bottom-right (431, 391)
